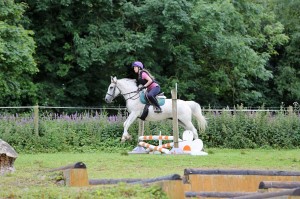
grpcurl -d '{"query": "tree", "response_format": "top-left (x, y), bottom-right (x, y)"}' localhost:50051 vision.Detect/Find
top-left (185, 0), bottom-right (288, 106)
top-left (17, 0), bottom-right (290, 107)
top-left (0, 0), bottom-right (38, 106)
top-left (268, 0), bottom-right (300, 105)
top-left (19, 0), bottom-right (195, 106)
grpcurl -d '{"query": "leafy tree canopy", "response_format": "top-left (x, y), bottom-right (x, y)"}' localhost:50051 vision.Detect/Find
top-left (12, 0), bottom-right (297, 108)
top-left (0, 0), bottom-right (37, 106)
top-left (268, 0), bottom-right (300, 105)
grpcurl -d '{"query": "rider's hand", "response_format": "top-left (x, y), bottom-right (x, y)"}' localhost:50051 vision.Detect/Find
top-left (138, 86), bottom-right (146, 91)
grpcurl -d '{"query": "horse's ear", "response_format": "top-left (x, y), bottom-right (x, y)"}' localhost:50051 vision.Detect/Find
top-left (111, 76), bottom-right (117, 83)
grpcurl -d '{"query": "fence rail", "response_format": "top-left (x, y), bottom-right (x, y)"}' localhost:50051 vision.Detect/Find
top-left (0, 105), bottom-right (297, 112)
top-left (0, 106), bottom-right (127, 110)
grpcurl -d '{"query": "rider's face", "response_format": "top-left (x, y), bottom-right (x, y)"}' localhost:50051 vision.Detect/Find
top-left (133, 66), bottom-right (139, 73)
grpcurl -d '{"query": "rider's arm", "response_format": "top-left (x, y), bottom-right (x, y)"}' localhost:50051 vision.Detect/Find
top-left (142, 72), bottom-right (153, 88)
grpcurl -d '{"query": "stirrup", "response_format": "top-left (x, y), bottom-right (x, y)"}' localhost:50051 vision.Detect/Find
top-left (154, 107), bottom-right (162, 113)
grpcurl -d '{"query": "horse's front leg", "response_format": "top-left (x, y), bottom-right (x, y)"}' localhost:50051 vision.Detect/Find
top-left (121, 111), bottom-right (140, 142)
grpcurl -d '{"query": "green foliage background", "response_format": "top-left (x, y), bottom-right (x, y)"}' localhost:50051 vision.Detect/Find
top-left (0, 1), bottom-right (38, 106)
top-left (1, 0), bottom-right (300, 152)
top-left (0, 0), bottom-right (299, 107)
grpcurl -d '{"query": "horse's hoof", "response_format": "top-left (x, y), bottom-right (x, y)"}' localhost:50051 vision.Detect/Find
top-left (121, 135), bottom-right (131, 143)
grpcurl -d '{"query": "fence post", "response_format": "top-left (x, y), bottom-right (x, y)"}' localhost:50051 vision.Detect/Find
top-left (170, 83), bottom-right (183, 154)
top-left (288, 106), bottom-right (293, 115)
top-left (171, 85), bottom-right (179, 148)
top-left (138, 120), bottom-right (145, 137)
top-left (33, 105), bottom-right (39, 136)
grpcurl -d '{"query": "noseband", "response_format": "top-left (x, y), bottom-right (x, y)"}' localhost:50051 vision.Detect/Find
top-left (106, 82), bottom-right (118, 99)
top-left (106, 81), bottom-right (139, 101)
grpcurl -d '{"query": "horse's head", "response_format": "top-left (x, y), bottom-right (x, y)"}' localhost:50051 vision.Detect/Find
top-left (105, 76), bottom-right (121, 103)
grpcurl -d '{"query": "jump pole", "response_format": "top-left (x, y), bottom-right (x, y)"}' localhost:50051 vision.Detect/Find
top-left (170, 83), bottom-right (183, 154)
top-left (138, 141), bottom-right (171, 154)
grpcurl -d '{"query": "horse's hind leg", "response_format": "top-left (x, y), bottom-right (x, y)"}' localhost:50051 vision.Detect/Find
top-left (121, 112), bottom-right (139, 142)
top-left (179, 120), bottom-right (198, 139)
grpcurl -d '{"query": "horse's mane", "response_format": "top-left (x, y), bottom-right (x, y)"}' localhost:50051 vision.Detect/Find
top-left (119, 78), bottom-right (137, 88)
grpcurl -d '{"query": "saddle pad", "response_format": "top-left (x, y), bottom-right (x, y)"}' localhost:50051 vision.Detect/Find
top-left (139, 91), bottom-right (166, 106)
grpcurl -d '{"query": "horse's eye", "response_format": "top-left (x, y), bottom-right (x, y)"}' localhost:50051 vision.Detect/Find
top-left (110, 86), bottom-right (113, 90)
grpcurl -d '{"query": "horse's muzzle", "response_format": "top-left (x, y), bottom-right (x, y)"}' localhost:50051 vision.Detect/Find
top-left (105, 97), bottom-right (112, 103)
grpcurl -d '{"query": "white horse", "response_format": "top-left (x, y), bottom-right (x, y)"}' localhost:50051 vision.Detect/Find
top-left (105, 76), bottom-right (207, 142)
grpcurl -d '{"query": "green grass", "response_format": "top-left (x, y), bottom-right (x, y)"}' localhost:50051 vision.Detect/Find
top-left (1, 148), bottom-right (300, 198)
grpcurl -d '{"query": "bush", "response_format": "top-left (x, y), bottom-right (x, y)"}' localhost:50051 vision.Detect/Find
top-left (0, 105), bottom-right (300, 153)
top-left (203, 105), bottom-right (300, 149)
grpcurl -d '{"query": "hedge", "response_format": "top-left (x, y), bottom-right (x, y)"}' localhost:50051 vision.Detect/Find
top-left (0, 106), bottom-right (299, 153)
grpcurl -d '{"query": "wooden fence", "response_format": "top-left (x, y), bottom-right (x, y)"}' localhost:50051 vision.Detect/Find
top-left (0, 105), bottom-right (298, 137)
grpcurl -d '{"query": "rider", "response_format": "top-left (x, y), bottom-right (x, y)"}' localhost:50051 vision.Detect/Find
top-left (132, 61), bottom-right (162, 113)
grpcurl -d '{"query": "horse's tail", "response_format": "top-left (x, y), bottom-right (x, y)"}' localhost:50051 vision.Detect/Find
top-left (186, 101), bottom-right (207, 133)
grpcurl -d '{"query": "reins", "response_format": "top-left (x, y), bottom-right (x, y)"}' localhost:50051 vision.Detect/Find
top-left (106, 81), bottom-right (140, 101)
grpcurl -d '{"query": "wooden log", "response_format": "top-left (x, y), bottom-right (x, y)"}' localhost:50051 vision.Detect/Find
top-left (64, 168), bottom-right (89, 187)
top-left (259, 181), bottom-right (300, 189)
top-left (48, 162), bottom-right (86, 172)
top-left (183, 169), bottom-right (300, 193)
top-left (185, 191), bottom-right (253, 198)
top-left (161, 180), bottom-right (185, 199)
top-left (232, 188), bottom-right (300, 199)
top-left (129, 174), bottom-right (181, 185)
top-left (89, 178), bottom-right (142, 185)
top-left (184, 169), bottom-right (300, 176)
top-left (49, 162), bottom-right (88, 187)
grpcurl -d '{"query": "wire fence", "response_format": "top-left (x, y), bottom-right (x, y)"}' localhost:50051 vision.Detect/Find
top-left (0, 106), bottom-right (128, 115)
top-left (0, 105), bottom-right (299, 137)
top-left (0, 105), bottom-right (298, 113)
top-left (0, 106), bottom-right (128, 110)
top-left (1, 105), bottom-right (299, 119)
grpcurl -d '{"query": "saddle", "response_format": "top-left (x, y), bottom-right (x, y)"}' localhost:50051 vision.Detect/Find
top-left (139, 91), bottom-right (166, 106)
top-left (139, 91), bottom-right (166, 121)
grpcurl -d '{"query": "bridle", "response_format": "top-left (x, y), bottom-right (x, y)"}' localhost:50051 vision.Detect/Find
top-left (106, 80), bottom-right (140, 101)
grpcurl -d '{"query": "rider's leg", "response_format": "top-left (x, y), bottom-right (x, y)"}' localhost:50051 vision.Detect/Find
top-left (146, 86), bottom-right (162, 113)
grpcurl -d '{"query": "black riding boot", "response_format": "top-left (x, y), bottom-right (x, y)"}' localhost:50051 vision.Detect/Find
top-left (147, 95), bottom-right (162, 113)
